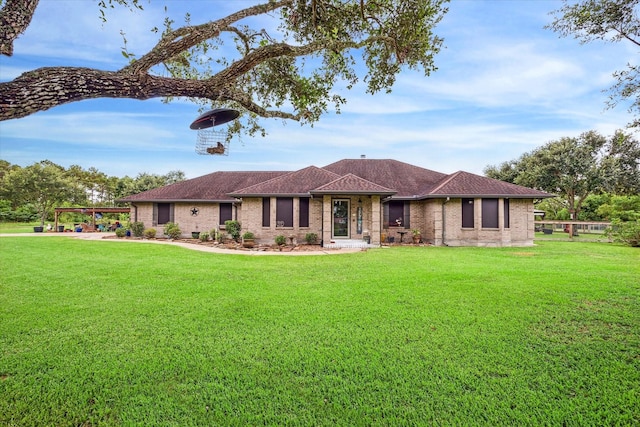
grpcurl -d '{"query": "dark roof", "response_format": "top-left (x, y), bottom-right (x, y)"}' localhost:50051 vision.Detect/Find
top-left (118, 171), bottom-right (285, 202)
top-left (426, 171), bottom-right (551, 198)
top-left (323, 158), bottom-right (448, 198)
top-left (311, 173), bottom-right (396, 195)
top-left (228, 166), bottom-right (340, 196)
top-left (118, 159), bottom-right (552, 202)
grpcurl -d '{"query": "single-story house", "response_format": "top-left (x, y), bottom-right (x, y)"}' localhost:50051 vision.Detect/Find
top-left (118, 158), bottom-right (552, 247)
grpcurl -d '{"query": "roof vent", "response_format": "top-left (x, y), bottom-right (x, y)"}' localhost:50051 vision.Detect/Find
top-left (360, 154), bottom-right (366, 159)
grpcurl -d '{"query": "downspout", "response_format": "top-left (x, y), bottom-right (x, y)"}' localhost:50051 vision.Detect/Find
top-left (442, 197), bottom-right (450, 246)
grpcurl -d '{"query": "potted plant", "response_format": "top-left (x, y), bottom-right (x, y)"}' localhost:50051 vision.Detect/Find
top-left (411, 229), bottom-right (421, 244)
top-left (242, 231), bottom-right (256, 248)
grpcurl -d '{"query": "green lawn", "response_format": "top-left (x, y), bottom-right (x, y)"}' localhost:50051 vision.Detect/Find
top-left (0, 222), bottom-right (42, 233)
top-left (1, 237), bottom-right (638, 426)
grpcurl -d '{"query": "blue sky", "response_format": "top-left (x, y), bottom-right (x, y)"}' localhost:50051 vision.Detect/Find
top-left (0, 0), bottom-right (636, 179)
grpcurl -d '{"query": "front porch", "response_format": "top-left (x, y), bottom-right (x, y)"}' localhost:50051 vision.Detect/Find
top-left (323, 239), bottom-right (378, 249)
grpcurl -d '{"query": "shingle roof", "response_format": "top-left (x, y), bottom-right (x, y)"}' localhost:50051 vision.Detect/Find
top-left (118, 159), bottom-right (552, 202)
top-left (323, 158), bottom-right (448, 198)
top-left (311, 173), bottom-right (396, 195)
top-left (118, 171), bottom-right (286, 202)
top-left (228, 166), bottom-right (341, 196)
top-left (426, 171), bottom-right (552, 198)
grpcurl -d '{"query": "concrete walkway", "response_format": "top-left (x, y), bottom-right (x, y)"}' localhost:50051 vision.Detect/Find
top-left (0, 232), bottom-right (364, 256)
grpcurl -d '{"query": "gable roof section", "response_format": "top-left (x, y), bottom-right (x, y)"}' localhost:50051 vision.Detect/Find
top-left (118, 171), bottom-right (286, 202)
top-left (425, 171), bottom-right (552, 198)
top-left (228, 166), bottom-right (341, 197)
top-left (311, 173), bottom-right (396, 195)
top-left (322, 158), bottom-right (448, 198)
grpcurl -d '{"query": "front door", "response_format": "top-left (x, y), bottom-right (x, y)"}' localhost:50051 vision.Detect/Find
top-left (332, 199), bottom-right (350, 238)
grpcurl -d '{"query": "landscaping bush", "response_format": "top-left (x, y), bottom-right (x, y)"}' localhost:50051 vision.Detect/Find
top-left (606, 219), bottom-right (640, 247)
top-left (115, 227), bottom-right (127, 238)
top-left (225, 220), bottom-right (241, 242)
top-left (242, 231), bottom-right (255, 240)
top-left (130, 221), bottom-right (145, 237)
top-left (199, 232), bottom-right (209, 242)
top-left (164, 222), bottom-right (181, 240)
top-left (304, 232), bottom-right (318, 244)
top-left (275, 235), bottom-right (286, 246)
top-left (143, 228), bottom-right (156, 239)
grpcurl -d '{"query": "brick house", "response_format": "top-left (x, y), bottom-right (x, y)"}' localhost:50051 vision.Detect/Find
top-left (118, 158), bottom-right (551, 247)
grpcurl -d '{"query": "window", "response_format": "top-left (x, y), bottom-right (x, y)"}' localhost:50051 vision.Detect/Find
top-left (155, 203), bottom-right (173, 225)
top-left (462, 198), bottom-right (474, 228)
top-left (482, 198), bottom-right (499, 228)
top-left (276, 197), bottom-right (293, 227)
top-left (262, 197), bottom-right (270, 227)
top-left (299, 197), bottom-right (310, 228)
top-left (504, 199), bottom-right (510, 228)
top-left (219, 203), bottom-right (232, 225)
top-left (384, 200), bottom-right (410, 228)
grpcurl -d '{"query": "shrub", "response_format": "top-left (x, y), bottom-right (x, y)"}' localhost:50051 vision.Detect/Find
top-left (115, 228), bottom-right (127, 238)
top-left (275, 235), bottom-right (286, 246)
top-left (242, 231), bottom-right (255, 240)
top-left (225, 220), bottom-right (241, 242)
top-left (199, 232), bottom-right (209, 242)
top-left (304, 232), bottom-right (318, 244)
top-left (143, 228), bottom-right (156, 239)
top-left (606, 219), bottom-right (640, 247)
top-left (164, 222), bottom-right (182, 240)
top-left (130, 221), bottom-right (145, 237)
top-left (209, 229), bottom-right (217, 241)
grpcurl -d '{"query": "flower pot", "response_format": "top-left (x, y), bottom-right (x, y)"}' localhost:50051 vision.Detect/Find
top-left (242, 239), bottom-right (255, 248)
top-left (412, 235), bottom-right (421, 244)
top-left (33, 226), bottom-right (43, 232)
top-left (192, 232), bottom-right (200, 239)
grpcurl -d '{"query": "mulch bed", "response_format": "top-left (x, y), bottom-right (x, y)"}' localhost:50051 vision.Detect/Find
top-left (102, 235), bottom-right (336, 252)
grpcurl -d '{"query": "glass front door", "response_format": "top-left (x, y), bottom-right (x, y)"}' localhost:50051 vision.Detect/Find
top-left (332, 199), bottom-right (350, 238)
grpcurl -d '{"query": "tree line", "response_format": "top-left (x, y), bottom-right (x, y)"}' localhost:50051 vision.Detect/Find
top-left (484, 130), bottom-right (640, 223)
top-left (0, 160), bottom-right (185, 224)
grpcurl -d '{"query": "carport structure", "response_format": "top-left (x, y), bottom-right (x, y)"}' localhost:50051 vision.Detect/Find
top-left (54, 207), bottom-right (131, 232)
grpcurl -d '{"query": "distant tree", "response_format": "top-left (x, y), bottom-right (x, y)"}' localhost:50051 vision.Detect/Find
top-left (0, 161), bottom-right (84, 225)
top-left (0, 0), bottom-right (448, 139)
top-left (596, 194), bottom-right (640, 221)
top-left (484, 130), bottom-right (640, 219)
top-left (548, 0), bottom-right (640, 127)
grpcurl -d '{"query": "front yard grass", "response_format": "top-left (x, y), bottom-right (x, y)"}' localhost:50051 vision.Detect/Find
top-left (1, 238), bottom-right (638, 425)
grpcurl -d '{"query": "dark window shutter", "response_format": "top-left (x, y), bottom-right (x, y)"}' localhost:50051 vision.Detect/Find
top-left (219, 203), bottom-right (232, 225)
top-left (299, 197), bottom-right (310, 227)
top-left (462, 198), bottom-right (474, 228)
top-left (504, 199), bottom-right (510, 228)
top-left (262, 197), bottom-right (270, 227)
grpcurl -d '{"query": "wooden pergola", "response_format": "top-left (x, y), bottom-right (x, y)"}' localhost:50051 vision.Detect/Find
top-left (54, 207), bottom-right (131, 232)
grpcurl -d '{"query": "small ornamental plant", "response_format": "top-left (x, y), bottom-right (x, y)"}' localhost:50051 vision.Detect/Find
top-left (199, 232), bottom-right (209, 242)
top-left (115, 227), bottom-right (127, 238)
top-left (225, 220), bottom-right (241, 242)
top-left (275, 235), bottom-right (286, 246)
top-left (164, 222), bottom-right (181, 240)
top-left (143, 228), bottom-right (157, 239)
top-left (242, 231), bottom-right (255, 240)
top-left (304, 232), bottom-right (318, 244)
top-left (130, 221), bottom-right (145, 237)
